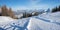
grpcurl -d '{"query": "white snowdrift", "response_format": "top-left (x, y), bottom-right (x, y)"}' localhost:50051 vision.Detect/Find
top-left (0, 16), bottom-right (14, 22)
top-left (0, 16), bottom-right (15, 23)
top-left (27, 18), bottom-right (60, 30)
top-left (38, 12), bottom-right (60, 23)
top-left (0, 16), bottom-right (14, 27)
top-left (0, 16), bottom-right (29, 30)
top-left (0, 12), bottom-right (60, 30)
top-left (0, 16), bottom-right (15, 22)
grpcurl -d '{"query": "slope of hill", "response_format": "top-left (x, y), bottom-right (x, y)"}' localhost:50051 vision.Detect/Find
top-left (0, 12), bottom-right (60, 30)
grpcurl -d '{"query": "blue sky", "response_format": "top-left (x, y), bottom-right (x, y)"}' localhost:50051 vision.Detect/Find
top-left (0, 0), bottom-right (60, 10)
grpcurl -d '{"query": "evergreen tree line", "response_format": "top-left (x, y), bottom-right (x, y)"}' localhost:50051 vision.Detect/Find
top-left (52, 5), bottom-right (60, 12)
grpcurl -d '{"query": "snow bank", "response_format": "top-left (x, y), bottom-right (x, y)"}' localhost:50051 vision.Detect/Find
top-left (27, 18), bottom-right (60, 30)
top-left (0, 16), bottom-right (14, 22)
top-left (0, 16), bottom-right (14, 27)
top-left (49, 12), bottom-right (60, 18)
top-left (38, 12), bottom-right (60, 23)
top-left (0, 12), bottom-right (60, 30)
top-left (0, 16), bottom-right (14, 21)
top-left (0, 16), bottom-right (30, 30)
top-left (0, 16), bottom-right (15, 23)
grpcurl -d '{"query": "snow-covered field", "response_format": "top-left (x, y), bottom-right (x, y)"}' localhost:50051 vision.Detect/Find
top-left (27, 18), bottom-right (60, 30)
top-left (0, 16), bottom-right (30, 30)
top-left (0, 12), bottom-right (60, 30)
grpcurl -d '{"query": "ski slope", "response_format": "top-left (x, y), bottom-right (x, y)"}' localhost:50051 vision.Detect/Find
top-left (0, 12), bottom-right (60, 30)
top-left (27, 12), bottom-right (60, 30)
top-left (27, 18), bottom-right (60, 30)
top-left (38, 12), bottom-right (60, 23)
top-left (0, 16), bottom-right (30, 30)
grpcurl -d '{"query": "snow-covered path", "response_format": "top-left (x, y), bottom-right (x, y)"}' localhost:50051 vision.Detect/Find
top-left (0, 12), bottom-right (60, 30)
top-left (0, 16), bottom-right (30, 30)
top-left (35, 17), bottom-right (60, 25)
top-left (27, 18), bottom-right (60, 30)
top-left (27, 12), bottom-right (60, 30)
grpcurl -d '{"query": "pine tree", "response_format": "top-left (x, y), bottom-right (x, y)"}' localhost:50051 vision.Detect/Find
top-left (59, 5), bottom-right (60, 11)
top-left (52, 5), bottom-right (60, 12)
top-left (52, 7), bottom-right (58, 12)
top-left (0, 7), bottom-right (1, 13)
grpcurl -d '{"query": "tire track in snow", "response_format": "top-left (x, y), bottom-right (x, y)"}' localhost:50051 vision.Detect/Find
top-left (35, 17), bottom-right (60, 25)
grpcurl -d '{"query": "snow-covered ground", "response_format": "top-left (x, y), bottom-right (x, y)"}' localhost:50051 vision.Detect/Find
top-left (38, 12), bottom-right (60, 23)
top-left (0, 12), bottom-right (60, 30)
top-left (27, 18), bottom-right (60, 30)
top-left (0, 16), bottom-right (30, 30)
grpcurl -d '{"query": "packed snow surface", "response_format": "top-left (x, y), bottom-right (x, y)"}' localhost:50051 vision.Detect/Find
top-left (0, 12), bottom-right (60, 30)
top-left (0, 16), bottom-right (30, 30)
top-left (27, 18), bottom-right (60, 30)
